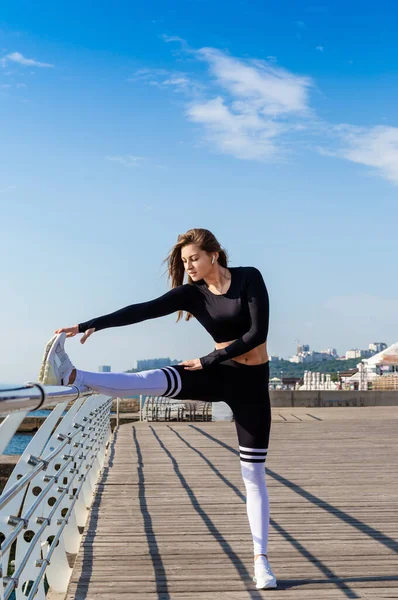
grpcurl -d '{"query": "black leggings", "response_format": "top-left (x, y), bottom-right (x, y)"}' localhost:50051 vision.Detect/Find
top-left (167, 360), bottom-right (271, 454)
top-left (76, 359), bottom-right (271, 456)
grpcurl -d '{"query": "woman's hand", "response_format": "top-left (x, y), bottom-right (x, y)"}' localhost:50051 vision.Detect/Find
top-left (178, 358), bottom-right (203, 371)
top-left (54, 325), bottom-right (96, 345)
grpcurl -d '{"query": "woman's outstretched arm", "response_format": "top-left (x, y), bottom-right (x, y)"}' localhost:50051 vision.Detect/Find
top-left (78, 284), bottom-right (194, 333)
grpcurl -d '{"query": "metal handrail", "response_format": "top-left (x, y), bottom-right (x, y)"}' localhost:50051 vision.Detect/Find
top-left (0, 381), bottom-right (112, 600)
top-left (0, 383), bottom-right (93, 416)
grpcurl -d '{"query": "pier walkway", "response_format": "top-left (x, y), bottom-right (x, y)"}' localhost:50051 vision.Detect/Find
top-left (66, 407), bottom-right (398, 599)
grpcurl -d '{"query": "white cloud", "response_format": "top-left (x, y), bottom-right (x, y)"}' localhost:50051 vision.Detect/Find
top-left (130, 67), bottom-right (202, 95)
top-left (106, 155), bottom-right (144, 167)
top-left (163, 75), bottom-right (190, 87)
top-left (183, 48), bottom-right (313, 160)
top-left (132, 68), bottom-right (168, 81)
top-left (161, 35), bottom-right (185, 44)
top-left (187, 96), bottom-right (285, 160)
top-left (142, 37), bottom-right (398, 184)
top-left (315, 145), bottom-right (336, 157)
top-left (1, 52), bottom-right (54, 68)
top-left (159, 34), bottom-right (190, 57)
top-left (334, 125), bottom-right (398, 184)
top-left (197, 48), bottom-right (312, 116)
top-left (163, 75), bottom-right (197, 94)
top-left (130, 68), bottom-right (173, 87)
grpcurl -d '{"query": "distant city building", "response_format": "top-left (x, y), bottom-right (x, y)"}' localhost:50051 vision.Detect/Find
top-left (320, 348), bottom-right (338, 357)
top-left (291, 344), bottom-right (310, 363)
top-left (288, 342), bottom-right (389, 364)
top-left (345, 349), bottom-right (363, 359)
top-left (345, 348), bottom-right (375, 360)
top-left (136, 357), bottom-right (180, 370)
top-left (99, 365), bottom-right (111, 372)
top-left (289, 344), bottom-right (335, 363)
top-left (369, 342), bottom-right (387, 353)
top-left (289, 354), bottom-right (305, 363)
top-left (269, 355), bottom-right (280, 361)
top-left (311, 351), bottom-right (334, 362)
top-left (296, 344), bottom-right (310, 355)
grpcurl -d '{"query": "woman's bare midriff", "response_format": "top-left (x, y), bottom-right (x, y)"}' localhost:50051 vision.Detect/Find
top-left (215, 340), bottom-right (269, 366)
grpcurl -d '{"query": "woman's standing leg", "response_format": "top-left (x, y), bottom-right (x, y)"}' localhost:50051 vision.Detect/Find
top-left (239, 449), bottom-right (270, 557)
top-left (224, 362), bottom-right (276, 589)
top-left (233, 402), bottom-right (271, 560)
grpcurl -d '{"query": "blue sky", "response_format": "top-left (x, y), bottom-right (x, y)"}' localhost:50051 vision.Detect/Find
top-left (1, 1), bottom-right (397, 382)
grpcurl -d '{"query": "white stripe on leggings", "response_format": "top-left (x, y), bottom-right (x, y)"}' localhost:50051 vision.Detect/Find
top-left (163, 366), bottom-right (182, 397)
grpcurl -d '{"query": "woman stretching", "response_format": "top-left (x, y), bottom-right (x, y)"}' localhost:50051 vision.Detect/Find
top-left (39, 228), bottom-right (277, 590)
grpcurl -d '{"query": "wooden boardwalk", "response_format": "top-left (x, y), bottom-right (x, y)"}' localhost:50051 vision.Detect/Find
top-left (66, 407), bottom-right (398, 599)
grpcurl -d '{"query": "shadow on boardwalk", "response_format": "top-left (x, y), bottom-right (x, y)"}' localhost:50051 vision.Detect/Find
top-left (67, 408), bottom-right (398, 600)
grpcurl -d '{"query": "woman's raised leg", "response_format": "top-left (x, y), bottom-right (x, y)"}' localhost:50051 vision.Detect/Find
top-left (72, 366), bottom-right (181, 398)
top-left (38, 332), bottom-right (183, 397)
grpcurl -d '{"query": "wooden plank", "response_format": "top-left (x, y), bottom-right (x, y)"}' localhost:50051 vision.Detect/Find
top-left (66, 409), bottom-right (398, 598)
top-left (66, 590), bottom-right (398, 600)
top-left (68, 593), bottom-right (398, 600)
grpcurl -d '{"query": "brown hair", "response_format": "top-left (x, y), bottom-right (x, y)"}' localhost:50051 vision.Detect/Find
top-left (162, 228), bottom-right (229, 322)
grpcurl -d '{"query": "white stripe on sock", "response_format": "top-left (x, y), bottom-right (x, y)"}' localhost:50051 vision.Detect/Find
top-left (239, 446), bottom-right (268, 453)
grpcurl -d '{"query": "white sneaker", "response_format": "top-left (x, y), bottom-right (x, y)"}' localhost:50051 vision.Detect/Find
top-left (38, 333), bottom-right (75, 386)
top-left (253, 556), bottom-right (277, 589)
top-left (38, 334), bottom-right (57, 382)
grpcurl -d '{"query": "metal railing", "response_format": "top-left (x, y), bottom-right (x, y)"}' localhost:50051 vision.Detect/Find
top-left (0, 383), bottom-right (113, 600)
top-left (142, 396), bottom-right (211, 422)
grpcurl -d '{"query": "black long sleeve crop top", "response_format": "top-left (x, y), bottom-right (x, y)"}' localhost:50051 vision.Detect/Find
top-left (78, 266), bottom-right (269, 368)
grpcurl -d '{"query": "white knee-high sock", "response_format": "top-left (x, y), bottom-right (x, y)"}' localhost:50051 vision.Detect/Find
top-left (240, 459), bottom-right (270, 556)
top-left (73, 367), bottom-right (182, 398)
